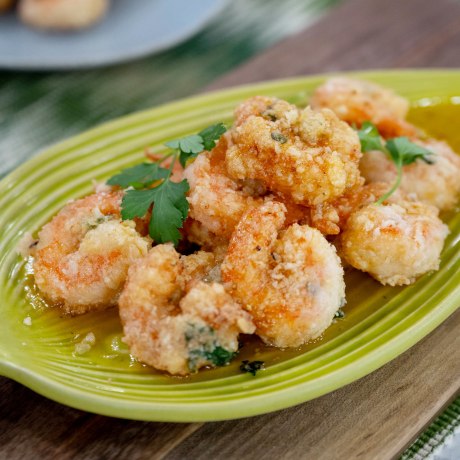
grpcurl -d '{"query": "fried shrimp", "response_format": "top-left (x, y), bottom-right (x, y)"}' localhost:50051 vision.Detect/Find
top-left (33, 191), bottom-right (151, 315)
top-left (360, 139), bottom-right (460, 211)
top-left (119, 245), bottom-right (255, 375)
top-left (309, 182), bottom-right (404, 235)
top-left (233, 95), bottom-right (298, 127)
top-left (226, 97), bottom-right (363, 206)
top-left (339, 201), bottom-right (449, 286)
top-left (310, 77), bottom-right (419, 138)
top-left (183, 147), bottom-right (264, 239)
top-left (221, 201), bottom-right (345, 348)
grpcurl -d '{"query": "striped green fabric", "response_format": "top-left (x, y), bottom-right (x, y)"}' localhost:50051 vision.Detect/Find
top-left (402, 397), bottom-right (460, 459)
top-left (0, 0), bottom-right (458, 455)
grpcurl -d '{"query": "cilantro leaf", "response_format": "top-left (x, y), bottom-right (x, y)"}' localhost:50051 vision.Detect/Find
top-left (149, 179), bottom-right (190, 245)
top-left (120, 189), bottom-right (156, 220)
top-left (355, 122), bottom-right (434, 205)
top-left (107, 163), bottom-right (169, 188)
top-left (385, 137), bottom-right (434, 165)
top-left (198, 123), bottom-right (227, 151)
top-left (169, 124), bottom-right (227, 167)
top-left (357, 121), bottom-right (385, 152)
top-left (374, 136), bottom-right (434, 205)
top-left (165, 134), bottom-right (204, 154)
top-left (166, 134), bottom-right (204, 168)
top-left (121, 181), bottom-right (189, 245)
top-left (114, 121), bottom-right (226, 245)
top-left (178, 150), bottom-right (195, 168)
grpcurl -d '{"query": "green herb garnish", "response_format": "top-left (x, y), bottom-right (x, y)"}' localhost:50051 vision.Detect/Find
top-left (357, 121), bottom-right (433, 204)
top-left (198, 123), bottom-right (227, 151)
top-left (271, 131), bottom-right (287, 144)
top-left (107, 123), bottom-right (226, 245)
top-left (357, 121), bottom-right (384, 152)
top-left (240, 360), bottom-right (265, 376)
top-left (165, 122), bottom-right (226, 167)
top-left (185, 323), bottom-right (237, 371)
top-left (107, 162), bottom-right (169, 189)
top-left (206, 346), bottom-right (236, 367)
top-left (188, 346), bottom-right (236, 371)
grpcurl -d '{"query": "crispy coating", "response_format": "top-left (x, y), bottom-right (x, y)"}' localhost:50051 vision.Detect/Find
top-left (360, 139), bottom-right (460, 211)
top-left (182, 218), bottom-right (226, 247)
top-left (233, 95), bottom-right (297, 127)
top-left (310, 77), bottom-right (419, 138)
top-left (309, 182), bottom-right (405, 235)
top-left (34, 192), bottom-right (151, 315)
top-left (339, 201), bottom-right (449, 286)
top-left (19, 0), bottom-right (109, 31)
top-left (226, 97), bottom-right (363, 206)
top-left (119, 245), bottom-right (255, 375)
top-left (181, 219), bottom-right (229, 264)
top-left (221, 201), bottom-right (345, 348)
top-left (184, 147), bottom-right (264, 239)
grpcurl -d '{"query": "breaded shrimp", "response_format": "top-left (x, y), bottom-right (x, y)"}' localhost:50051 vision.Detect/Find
top-left (233, 95), bottom-right (298, 127)
top-left (339, 201), bottom-right (449, 286)
top-left (226, 97), bottom-right (363, 206)
top-left (183, 147), bottom-right (264, 239)
top-left (33, 191), bottom-right (151, 315)
top-left (360, 139), bottom-right (460, 211)
top-left (310, 77), bottom-right (419, 138)
top-left (309, 182), bottom-right (405, 235)
top-left (221, 201), bottom-right (345, 348)
top-left (119, 245), bottom-right (255, 375)
top-left (19, 0), bottom-right (109, 31)
top-left (181, 219), bottom-right (229, 264)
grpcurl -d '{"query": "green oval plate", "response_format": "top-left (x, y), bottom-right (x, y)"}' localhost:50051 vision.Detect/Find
top-left (0, 70), bottom-right (459, 422)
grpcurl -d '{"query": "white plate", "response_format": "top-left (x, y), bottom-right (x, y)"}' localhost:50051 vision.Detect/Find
top-left (0, 0), bottom-right (228, 70)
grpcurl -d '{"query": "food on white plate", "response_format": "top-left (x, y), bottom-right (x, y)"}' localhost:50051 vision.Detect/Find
top-left (24, 77), bottom-right (459, 375)
top-left (18, 0), bottom-right (109, 31)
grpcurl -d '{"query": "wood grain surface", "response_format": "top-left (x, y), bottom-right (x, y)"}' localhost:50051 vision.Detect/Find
top-left (207, 0), bottom-right (460, 90)
top-left (1, 0), bottom-right (460, 458)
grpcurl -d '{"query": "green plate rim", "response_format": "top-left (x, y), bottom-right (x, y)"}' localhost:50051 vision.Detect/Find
top-left (0, 69), bottom-right (459, 422)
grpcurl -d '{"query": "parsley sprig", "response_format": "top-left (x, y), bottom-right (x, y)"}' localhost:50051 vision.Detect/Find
top-left (107, 123), bottom-right (226, 245)
top-left (166, 123), bottom-right (227, 168)
top-left (357, 121), bottom-right (433, 204)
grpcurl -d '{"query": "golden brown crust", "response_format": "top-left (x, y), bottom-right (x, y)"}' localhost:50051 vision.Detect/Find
top-left (226, 99), bottom-right (363, 206)
top-left (221, 201), bottom-right (345, 347)
top-left (339, 201), bottom-right (448, 285)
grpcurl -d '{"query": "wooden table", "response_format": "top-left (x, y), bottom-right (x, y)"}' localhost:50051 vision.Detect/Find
top-left (1, 0), bottom-right (459, 458)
